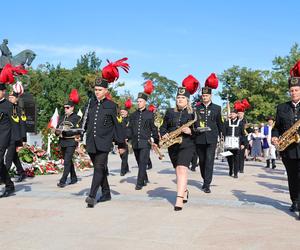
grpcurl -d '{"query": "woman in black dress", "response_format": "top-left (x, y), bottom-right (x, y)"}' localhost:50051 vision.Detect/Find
top-left (160, 83), bottom-right (197, 211)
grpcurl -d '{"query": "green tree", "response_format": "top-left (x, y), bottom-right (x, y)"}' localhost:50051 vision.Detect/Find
top-left (141, 72), bottom-right (178, 110)
top-left (219, 43), bottom-right (300, 123)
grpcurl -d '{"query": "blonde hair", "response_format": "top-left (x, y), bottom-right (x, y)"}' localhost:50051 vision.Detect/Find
top-left (174, 98), bottom-right (193, 114)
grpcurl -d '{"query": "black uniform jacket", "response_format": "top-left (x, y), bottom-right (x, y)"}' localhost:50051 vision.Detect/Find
top-left (272, 101), bottom-right (300, 159)
top-left (0, 98), bottom-right (13, 148)
top-left (194, 102), bottom-right (224, 144)
top-left (127, 108), bottom-right (159, 149)
top-left (57, 112), bottom-right (81, 148)
top-left (160, 108), bottom-right (195, 149)
top-left (84, 98), bottom-right (126, 153)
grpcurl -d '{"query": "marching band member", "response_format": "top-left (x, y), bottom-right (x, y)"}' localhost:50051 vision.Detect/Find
top-left (160, 75), bottom-right (198, 210)
top-left (119, 98), bottom-right (131, 176)
top-left (56, 89), bottom-right (81, 187)
top-left (6, 82), bottom-right (27, 182)
top-left (127, 80), bottom-right (159, 190)
top-left (84, 58), bottom-right (128, 208)
top-left (272, 60), bottom-right (300, 215)
top-left (194, 73), bottom-right (224, 193)
top-left (0, 83), bottom-right (15, 197)
top-left (224, 107), bottom-right (246, 178)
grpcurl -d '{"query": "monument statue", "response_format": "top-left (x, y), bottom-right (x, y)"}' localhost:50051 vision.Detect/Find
top-left (0, 38), bottom-right (36, 69)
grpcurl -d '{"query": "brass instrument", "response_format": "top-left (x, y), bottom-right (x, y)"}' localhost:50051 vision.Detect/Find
top-left (159, 112), bottom-right (197, 148)
top-left (277, 119), bottom-right (300, 151)
top-left (151, 112), bottom-right (165, 160)
top-left (55, 121), bottom-right (83, 138)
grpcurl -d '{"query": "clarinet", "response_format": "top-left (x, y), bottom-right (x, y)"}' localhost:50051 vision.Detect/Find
top-left (81, 98), bottom-right (91, 133)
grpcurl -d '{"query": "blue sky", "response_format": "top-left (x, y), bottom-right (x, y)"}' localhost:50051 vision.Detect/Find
top-left (2, 0), bottom-right (300, 106)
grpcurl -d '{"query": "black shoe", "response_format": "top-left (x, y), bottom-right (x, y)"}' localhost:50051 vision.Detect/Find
top-left (201, 184), bottom-right (206, 190)
top-left (174, 196), bottom-right (184, 211)
top-left (97, 194), bottom-right (112, 203)
top-left (289, 202), bottom-right (298, 212)
top-left (16, 173), bottom-right (26, 182)
top-left (135, 185), bottom-right (143, 190)
top-left (85, 196), bottom-right (96, 208)
top-left (190, 166), bottom-right (196, 172)
top-left (234, 175), bottom-right (238, 178)
top-left (229, 171), bottom-right (233, 176)
top-left (69, 180), bottom-right (78, 185)
top-left (147, 166), bottom-right (152, 170)
top-left (239, 170), bottom-right (244, 173)
top-left (0, 188), bottom-right (15, 198)
top-left (272, 165), bottom-right (276, 169)
top-left (57, 182), bottom-right (66, 188)
top-left (183, 190), bottom-right (189, 204)
top-left (120, 172), bottom-right (125, 176)
top-left (204, 187), bottom-right (211, 193)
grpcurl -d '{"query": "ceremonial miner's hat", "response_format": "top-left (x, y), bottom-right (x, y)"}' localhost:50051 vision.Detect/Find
top-left (65, 89), bottom-right (80, 107)
top-left (289, 60), bottom-right (300, 88)
top-left (179, 75), bottom-right (199, 98)
top-left (202, 73), bottom-right (218, 95)
top-left (138, 80), bottom-right (154, 101)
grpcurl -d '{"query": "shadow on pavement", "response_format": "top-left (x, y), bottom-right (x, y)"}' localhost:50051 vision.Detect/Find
top-left (147, 187), bottom-right (176, 205)
top-left (256, 173), bottom-right (287, 181)
top-left (256, 181), bottom-right (289, 194)
top-left (232, 189), bottom-right (297, 219)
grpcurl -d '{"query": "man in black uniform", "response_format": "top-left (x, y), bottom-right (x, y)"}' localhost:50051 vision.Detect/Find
top-left (5, 90), bottom-right (27, 182)
top-left (56, 90), bottom-right (81, 187)
top-left (237, 106), bottom-right (248, 173)
top-left (84, 77), bottom-right (126, 207)
top-left (127, 91), bottom-right (159, 190)
top-left (194, 74), bottom-right (224, 193)
top-left (119, 105), bottom-right (130, 176)
top-left (272, 74), bottom-right (300, 215)
top-left (0, 84), bottom-right (15, 197)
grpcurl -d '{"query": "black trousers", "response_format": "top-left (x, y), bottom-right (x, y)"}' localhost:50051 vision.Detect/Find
top-left (0, 148), bottom-right (14, 189)
top-left (5, 141), bottom-right (25, 175)
top-left (120, 146), bottom-right (129, 174)
top-left (133, 147), bottom-right (150, 186)
top-left (227, 149), bottom-right (240, 176)
top-left (191, 151), bottom-right (198, 168)
top-left (59, 146), bottom-right (77, 184)
top-left (148, 158), bottom-right (152, 169)
top-left (282, 157), bottom-right (300, 205)
top-left (196, 143), bottom-right (217, 187)
top-left (239, 148), bottom-right (246, 172)
top-left (88, 151), bottom-right (110, 199)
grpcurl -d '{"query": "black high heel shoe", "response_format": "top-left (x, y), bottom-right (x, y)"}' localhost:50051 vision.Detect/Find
top-left (183, 190), bottom-right (189, 204)
top-left (174, 196), bottom-right (184, 211)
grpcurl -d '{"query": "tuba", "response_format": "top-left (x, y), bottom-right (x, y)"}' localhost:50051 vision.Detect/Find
top-left (159, 112), bottom-right (197, 148)
top-left (277, 119), bottom-right (300, 151)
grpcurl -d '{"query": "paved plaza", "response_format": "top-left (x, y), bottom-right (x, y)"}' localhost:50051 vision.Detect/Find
top-left (0, 152), bottom-right (299, 250)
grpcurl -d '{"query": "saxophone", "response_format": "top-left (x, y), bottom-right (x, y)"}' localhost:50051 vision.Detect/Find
top-left (159, 112), bottom-right (197, 148)
top-left (277, 119), bottom-right (300, 151)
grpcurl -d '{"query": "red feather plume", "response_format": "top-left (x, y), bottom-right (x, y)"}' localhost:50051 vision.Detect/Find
top-left (102, 57), bottom-right (130, 83)
top-left (290, 60), bottom-right (300, 77)
top-left (234, 101), bottom-right (245, 112)
top-left (69, 89), bottom-right (80, 104)
top-left (0, 64), bottom-right (28, 84)
top-left (124, 98), bottom-right (132, 109)
top-left (205, 73), bottom-right (218, 89)
top-left (241, 98), bottom-right (250, 110)
top-left (144, 80), bottom-right (154, 95)
top-left (148, 104), bottom-right (156, 113)
top-left (182, 75), bottom-right (199, 94)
